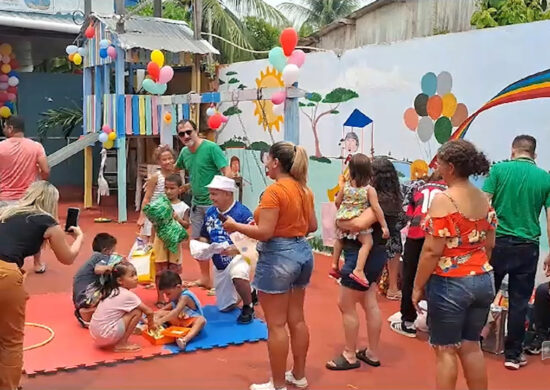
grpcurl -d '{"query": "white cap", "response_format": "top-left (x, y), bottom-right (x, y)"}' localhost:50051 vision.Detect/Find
top-left (206, 175), bottom-right (237, 192)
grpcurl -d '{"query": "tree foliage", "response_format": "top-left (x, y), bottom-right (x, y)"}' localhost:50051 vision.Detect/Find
top-left (244, 16), bottom-right (281, 57)
top-left (471, 0), bottom-right (550, 29)
top-left (279, 0), bottom-right (360, 32)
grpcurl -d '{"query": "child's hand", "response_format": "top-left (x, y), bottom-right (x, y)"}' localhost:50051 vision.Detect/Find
top-left (338, 174), bottom-right (346, 188)
top-left (382, 227), bottom-right (390, 239)
top-left (137, 216), bottom-right (145, 228)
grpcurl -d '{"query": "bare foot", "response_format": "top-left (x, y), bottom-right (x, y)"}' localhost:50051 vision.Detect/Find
top-left (113, 343), bottom-right (142, 353)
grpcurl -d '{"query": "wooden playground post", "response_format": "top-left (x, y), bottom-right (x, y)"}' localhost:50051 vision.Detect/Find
top-left (115, 44), bottom-right (127, 223)
top-left (284, 82), bottom-right (300, 145)
top-left (83, 67), bottom-right (93, 208)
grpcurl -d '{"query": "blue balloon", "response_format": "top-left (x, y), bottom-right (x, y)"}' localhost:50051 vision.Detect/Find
top-left (268, 47), bottom-right (287, 73)
top-left (99, 48), bottom-right (108, 59)
top-left (421, 72), bottom-right (437, 96)
top-left (4, 102), bottom-right (14, 111)
top-left (7, 71), bottom-right (17, 78)
top-left (142, 78), bottom-right (155, 94)
top-left (153, 83), bottom-right (167, 95)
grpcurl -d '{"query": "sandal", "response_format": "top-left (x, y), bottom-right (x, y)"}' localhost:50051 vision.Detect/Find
top-left (329, 269), bottom-right (341, 281)
top-left (34, 263), bottom-right (46, 274)
top-left (325, 354), bottom-right (361, 371)
top-left (386, 290), bottom-right (402, 301)
top-left (356, 349), bottom-right (381, 367)
top-left (113, 343), bottom-right (142, 353)
top-left (349, 273), bottom-right (369, 288)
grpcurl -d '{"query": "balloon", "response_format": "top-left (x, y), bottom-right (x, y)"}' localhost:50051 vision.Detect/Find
top-left (7, 86), bottom-right (16, 94)
top-left (142, 78), bottom-right (155, 94)
top-left (9, 60), bottom-right (18, 70)
top-left (99, 48), bottom-right (108, 59)
top-left (221, 115), bottom-right (228, 123)
top-left (282, 64), bottom-right (299, 87)
top-left (421, 72), bottom-right (437, 96)
top-left (403, 107), bottom-right (419, 131)
top-left (103, 140), bottom-right (114, 149)
top-left (437, 71), bottom-right (453, 95)
top-left (158, 66), bottom-right (174, 84)
top-left (107, 46), bottom-right (117, 59)
top-left (0, 106), bottom-right (11, 118)
top-left (4, 101), bottom-right (14, 111)
top-left (268, 47), bottom-right (287, 73)
top-left (288, 49), bottom-right (306, 68)
top-left (0, 75), bottom-right (7, 82)
top-left (434, 117), bottom-right (452, 144)
top-left (426, 95), bottom-right (443, 120)
top-left (85, 26), bottom-right (95, 39)
top-left (98, 132), bottom-right (108, 143)
top-left (272, 103), bottom-right (284, 116)
top-left (0, 43), bottom-right (12, 56)
top-left (151, 50), bottom-right (164, 67)
top-left (441, 93), bottom-right (458, 117)
top-left (208, 113), bottom-right (223, 130)
top-left (271, 90), bottom-right (286, 105)
top-left (77, 47), bottom-right (86, 57)
top-left (99, 39), bottom-right (110, 49)
top-left (108, 132), bottom-right (117, 141)
top-left (2, 56), bottom-right (10, 64)
top-left (414, 93), bottom-right (428, 116)
top-left (0, 92), bottom-right (8, 102)
top-left (0, 83), bottom-right (7, 91)
top-left (147, 61), bottom-right (160, 81)
top-left (153, 83), bottom-right (167, 95)
top-left (73, 53), bottom-right (82, 65)
top-left (7, 93), bottom-right (15, 102)
top-left (102, 124), bottom-right (112, 133)
top-left (68, 53), bottom-right (75, 62)
top-left (164, 112), bottom-right (172, 123)
top-left (65, 45), bottom-right (78, 55)
top-left (280, 28), bottom-right (298, 56)
top-left (451, 103), bottom-right (469, 127)
top-left (417, 117), bottom-right (434, 142)
top-left (206, 107), bottom-right (216, 117)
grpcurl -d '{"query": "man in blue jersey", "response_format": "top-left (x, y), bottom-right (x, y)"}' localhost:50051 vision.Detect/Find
top-left (200, 176), bottom-right (255, 324)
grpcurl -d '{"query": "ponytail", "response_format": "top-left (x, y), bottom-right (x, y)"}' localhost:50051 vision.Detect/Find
top-left (290, 145), bottom-right (309, 186)
top-left (269, 141), bottom-right (310, 187)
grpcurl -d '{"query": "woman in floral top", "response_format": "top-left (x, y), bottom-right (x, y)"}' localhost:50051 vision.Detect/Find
top-left (412, 139), bottom-right (496, 390)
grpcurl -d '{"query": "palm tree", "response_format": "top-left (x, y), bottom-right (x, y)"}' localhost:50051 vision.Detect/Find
top-left (279, 0), bottom-right (360, 32)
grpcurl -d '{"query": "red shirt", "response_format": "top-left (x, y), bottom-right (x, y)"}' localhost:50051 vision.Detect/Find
top-left (405, 180), bottom-right (447, 239)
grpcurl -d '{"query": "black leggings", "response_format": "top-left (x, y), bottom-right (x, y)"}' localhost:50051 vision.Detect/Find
top-left (400, 238), bottom-right (424, 323)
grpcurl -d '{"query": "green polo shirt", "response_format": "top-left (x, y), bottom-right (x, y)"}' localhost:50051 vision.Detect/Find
top-left (483, 157), bottom-right (550, 243)
top-left (176, 140), bottom-right (228, 206)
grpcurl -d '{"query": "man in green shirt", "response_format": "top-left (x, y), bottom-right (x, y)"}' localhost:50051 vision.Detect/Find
top-left (483, 135), bottom-right (550, 370)
top-left (175, 119), bottom-right (229, 289)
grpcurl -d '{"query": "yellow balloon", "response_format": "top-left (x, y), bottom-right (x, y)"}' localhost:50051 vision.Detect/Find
top-left (73, 53), bottom-right (82, 65)
top-left (0, 106), bottom-right (11, 118)
top-left (1, 64), bottom-right (11, 74)
top-left (0, 43), bottom-right (12, 56)
top-left (151, 50), bottom-right (164, 67)
top-left (108, 131), bottom-right (117, 141)
top-left (103, 140), bottom-right (114, 149)
top-left (441, 93), bottom-right (458, 118)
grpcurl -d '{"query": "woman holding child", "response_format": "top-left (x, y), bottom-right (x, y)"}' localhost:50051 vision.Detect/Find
top-left (0, 181), bottom-right (84, 390)
top-left (224, 141), bottom-right (317, 390)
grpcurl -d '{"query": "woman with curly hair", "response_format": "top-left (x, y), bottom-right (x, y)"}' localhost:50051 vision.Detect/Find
top-left (412, 139), bottom-right (496, 390)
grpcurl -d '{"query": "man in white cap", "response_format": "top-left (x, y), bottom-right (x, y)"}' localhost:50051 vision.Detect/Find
top-left (200, 175), bottom-right (256, 323)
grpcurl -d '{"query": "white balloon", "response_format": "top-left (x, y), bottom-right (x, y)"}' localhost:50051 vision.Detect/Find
top-left (65, 45), bottom-right (78, 55)
top-left (7, 76), bottom-right (18, 87)
top-left (77, 47), bottom-right (86, 57)
top-left (206, 107), bottom-right (216, 117)
top-left (272, 103), bottom-right (284, 116)
top-left (2, 56), bottom-right (9, 64)
top-left (99, 39), bottom-right (110, 49)
top-left (282, 64), bottom-right (300, 87)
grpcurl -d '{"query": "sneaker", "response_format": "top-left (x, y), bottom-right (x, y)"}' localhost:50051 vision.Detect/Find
top-left (504, 354), bottom-right (527, 370)
top-left (250, 381), bottom-right (287, 390)
top-left (525, 334), bottom-right (545, 355)
top-left (285, 371), bottom-right (308, 389)
top-left (251, 289), bottom-right (259, 306)
top-left (390, 321), bottom-right (416, 338)
top-left (74, 309), bottom-right (89, 328)
top-left (237, 305), bottom-right (255, 324)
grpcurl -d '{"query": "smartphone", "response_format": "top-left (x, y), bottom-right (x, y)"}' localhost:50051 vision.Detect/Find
top-left (65, 207), bottom-right (80, 232)
top-left (218, 212), bottom-right (227, 222)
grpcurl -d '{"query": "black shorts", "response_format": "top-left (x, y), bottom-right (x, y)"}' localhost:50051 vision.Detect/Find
top-left (340, 244), bottom-right (388, 292)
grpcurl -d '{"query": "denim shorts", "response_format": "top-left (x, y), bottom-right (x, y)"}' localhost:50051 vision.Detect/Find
top-left (427, 272), bottom-right (495, 347)
top-left (340, 243), bottom-right (388, 292)
top-left (253, 237), bottom-right (314, 294)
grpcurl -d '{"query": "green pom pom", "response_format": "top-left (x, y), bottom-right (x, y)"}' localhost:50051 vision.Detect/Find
top-left (143, 195), bottom-right (188, 253)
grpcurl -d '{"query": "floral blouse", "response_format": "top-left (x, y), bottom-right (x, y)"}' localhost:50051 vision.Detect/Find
top-left (423, 208), bottom-right (498, 277)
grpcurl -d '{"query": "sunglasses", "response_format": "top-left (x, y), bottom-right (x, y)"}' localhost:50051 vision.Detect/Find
top-left (178, 130), bottom-right (193, 137)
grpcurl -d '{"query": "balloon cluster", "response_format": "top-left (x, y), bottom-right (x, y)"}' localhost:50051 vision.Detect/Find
top-left (205, 104), bottom-right (228, 130)
top-left (0, 43), bottom-right (19, 118)
top-left (98, 124), bottom-right (117, 149)
top-left (267, 28), bottom-right (306, 116)
top-left (142, 50), bottom-right (173, 95)
top-left (99, 39), bottom-right (117, 60)
top-left (403, 72), bottom-right (468, 145)
top-left (66, 45), bottom-right (85, 66)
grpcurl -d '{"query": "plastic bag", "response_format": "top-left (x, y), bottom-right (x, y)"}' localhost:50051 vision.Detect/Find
top-left (128, 237), bottom-right (155, 284)
top-left (229, 232), bottom-right (258, 266)
top-left (143, 195), bottom-right (188, 254)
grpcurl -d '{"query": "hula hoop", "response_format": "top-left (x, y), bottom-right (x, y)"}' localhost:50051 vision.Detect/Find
top-left (23, 322), bottom-right (55, 351)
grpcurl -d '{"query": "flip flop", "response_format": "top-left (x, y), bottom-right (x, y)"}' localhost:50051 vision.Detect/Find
top-left (34, 263), bottom-right (46, 274)
top-left (326, 354), bottom-right (361, 371)
top-left (114, 344), bottom-right (142, 353)
top-left (356, 349), bottom-right (381, 367)
top-left (349, 273), bottom-right (369, 288)
top-left (329, 269), bottom-right (341, 280)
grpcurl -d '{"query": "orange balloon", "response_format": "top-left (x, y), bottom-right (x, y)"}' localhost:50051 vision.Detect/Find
top-left (68, 53), bottom-right (75, 61)
top-left (427, 95), bottom-right (443, 120)
top-left (451, 103), bottom-right (469, 127)
top-left (164, 112), bottom-right (172, 123)
top-left (0, 64), bottom-right (10, 74)
top-left (403, 107), bottom-right (419, 131)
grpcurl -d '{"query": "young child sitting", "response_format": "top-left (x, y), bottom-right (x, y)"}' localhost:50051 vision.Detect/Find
top-left (73, 233), bottom-right (117, 327)
top-left (332, 154), bottom-right (389, 287)
top-left (89, 262), bottom-right (155, 352)
top-left (152, 173), bottom-right (190, 307)
top-left (155, 270), bottom-right (206, 350)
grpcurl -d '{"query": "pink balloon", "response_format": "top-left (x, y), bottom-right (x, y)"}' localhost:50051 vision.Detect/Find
top-left (107, 46), bottom-right (117, 59)
top-left (0, 75), bottom-right (8, 82)
top-left (2, 56), bottom-right (10, 64)
top-left (7, 93), bottom-right (15, 102)
top-left (0, 82), bottom-right (7, 91)
top-left (158, 66), bottom-right (174, 84)
top-left (0, 92), bottom-right (8, 102)
top-left (288, 49), bottom-right (306, 68)
top-left (102, 124), bottom-right (112, 133)
top-left (221, 115), bottom-right (228, 123)
top-left (271, 90), bottom-right (286, 105)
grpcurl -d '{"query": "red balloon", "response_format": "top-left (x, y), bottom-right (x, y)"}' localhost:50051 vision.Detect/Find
top-left (0, 92), bottom-right (8, 103)
top-left (7, 93), bottom-right (15, 102)
top-left (147, 61), bottom-right (160, 82)
top-left (208, 113), bottom-right (223, 130)
top-left (85, 26), bottom-right (95, 39)
top-left (280, 28), bottom-right (298, 57)
top-left (9, 59), bottom-right (18, 70)
top-left (7, 86), bottom-right (16, 94)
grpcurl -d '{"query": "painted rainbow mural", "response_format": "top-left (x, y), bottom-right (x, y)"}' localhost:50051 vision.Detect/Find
top-left (430, 68), bottom-right (550, 167)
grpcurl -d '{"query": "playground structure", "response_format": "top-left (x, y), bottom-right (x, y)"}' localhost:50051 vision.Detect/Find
top-left (77, 12), bottom-right (306, 222)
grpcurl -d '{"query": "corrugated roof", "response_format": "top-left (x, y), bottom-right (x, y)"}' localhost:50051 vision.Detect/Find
top-left (93, 15), bottom-right (219, 55)
top-left (0, 10), bottom-right (80, 34)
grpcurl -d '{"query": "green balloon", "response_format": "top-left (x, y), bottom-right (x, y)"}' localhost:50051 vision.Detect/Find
top-left (434, 116), bottom-right (452, 144)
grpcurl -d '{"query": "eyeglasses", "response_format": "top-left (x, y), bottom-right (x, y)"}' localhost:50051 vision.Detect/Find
top-left (178, 130), bottom-right (193, 137)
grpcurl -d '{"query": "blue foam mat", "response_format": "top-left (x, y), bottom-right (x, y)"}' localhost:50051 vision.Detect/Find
top-left (163, 305), bottom-right (267, 353)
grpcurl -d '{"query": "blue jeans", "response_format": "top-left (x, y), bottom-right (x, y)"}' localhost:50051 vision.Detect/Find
top-left (340, 243), bottom-right (388, 292)
top-left (427, 273), bottom-right (495, 346)
top-left (253, 237), bottom-right (314, 294)
top-left (490, 235), bottom-right (539, 359)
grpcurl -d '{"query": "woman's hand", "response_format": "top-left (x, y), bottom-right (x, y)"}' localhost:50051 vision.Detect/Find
top-left (222, 216), bottom-right (238, 233)
top-left (68, 226), bottom-right (83, 238)
top-left (412, 287), bottom-right (424, 313)
top-left (338, 174), bottom-right (346, 189)
top-left (382, 227), bottom-right (390, 239)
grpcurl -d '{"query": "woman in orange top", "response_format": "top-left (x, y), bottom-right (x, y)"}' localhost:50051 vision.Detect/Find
top-left (224, 141), bottom-right (317, 390)
top-left (412, 139), bottom-right (497, 390)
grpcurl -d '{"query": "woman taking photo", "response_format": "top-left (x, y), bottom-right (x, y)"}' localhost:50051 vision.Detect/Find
top-left (0, 181), bottom-right (84, 390)
top-left (413, 140), bottom-right (496, 390)
top-left (224, 141), bottom-right (317, 390)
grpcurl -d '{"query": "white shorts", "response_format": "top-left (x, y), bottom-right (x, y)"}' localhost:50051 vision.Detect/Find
top-left (90, 319), bottom-right (125, 347)
top-left (214, 255), bottom-right (250, 311)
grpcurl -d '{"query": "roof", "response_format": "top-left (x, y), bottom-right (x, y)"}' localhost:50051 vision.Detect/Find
top-left (91, 15), bottom-right (219, 55)
top-left (0, 10), bottom-right (80, 34)
top-left (343, 109), bottom-right (373, 128)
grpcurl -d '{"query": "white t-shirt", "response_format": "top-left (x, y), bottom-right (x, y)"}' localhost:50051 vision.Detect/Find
top-left (172, 200), bottom-right (190, 220)
top-left (89, 287), bottom-right (141, 339)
